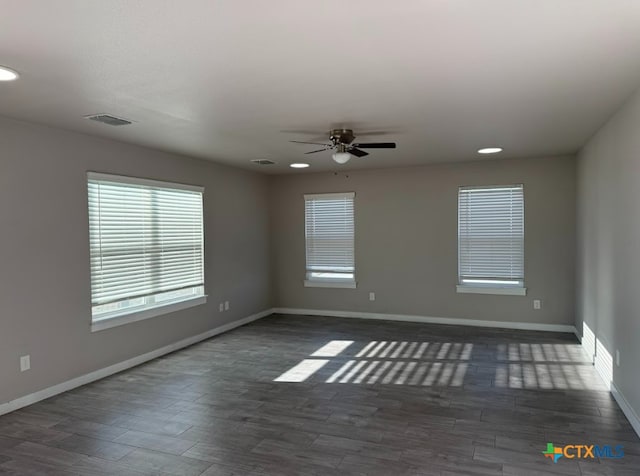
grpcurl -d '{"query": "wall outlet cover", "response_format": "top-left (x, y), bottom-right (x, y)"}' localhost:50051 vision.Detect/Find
top-left (20, 355), bottom-right (30, 372)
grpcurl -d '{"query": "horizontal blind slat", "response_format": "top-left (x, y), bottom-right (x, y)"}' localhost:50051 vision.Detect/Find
top-left (458, 185), bottom-right (524, 282)
top-left (88, 176), bottom-right (204, 309)
top-left (304, 193), bottom-right (355, 276)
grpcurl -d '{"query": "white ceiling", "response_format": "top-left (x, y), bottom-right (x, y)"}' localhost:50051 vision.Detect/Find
top-left (2, 1), bottom-right (640, 174)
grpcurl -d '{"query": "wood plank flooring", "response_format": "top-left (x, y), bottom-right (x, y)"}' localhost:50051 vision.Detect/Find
top-left (1, 314), bottom-right (639, 475)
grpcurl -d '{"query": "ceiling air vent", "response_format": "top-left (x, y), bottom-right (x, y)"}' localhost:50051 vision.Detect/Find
top-left (85, 114), bottom-right (132, 126)
top-left (251, 159), bottom-right (276, 165)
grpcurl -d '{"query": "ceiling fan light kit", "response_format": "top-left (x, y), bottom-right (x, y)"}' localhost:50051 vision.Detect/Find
top-left (290, 128), bottom-right (397, 165)
top-left (332, 151), bottom-right (352, 164)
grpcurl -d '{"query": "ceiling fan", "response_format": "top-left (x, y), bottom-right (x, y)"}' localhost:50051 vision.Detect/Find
top-left (290, 129), bottom-right (396, 164)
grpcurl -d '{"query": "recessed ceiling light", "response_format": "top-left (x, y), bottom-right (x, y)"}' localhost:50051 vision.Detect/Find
top-left (0, 65), bottom-right (19, 81)
top-left (478, 147), bottom-right (503, 154)
top-left (290, 163), bottom-right (310, 169)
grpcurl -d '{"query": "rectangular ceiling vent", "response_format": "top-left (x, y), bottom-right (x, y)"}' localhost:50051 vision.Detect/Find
top-left (86, 114), bottom-right (132, 126)
top-left (251, 159), bottom-right (276, 165)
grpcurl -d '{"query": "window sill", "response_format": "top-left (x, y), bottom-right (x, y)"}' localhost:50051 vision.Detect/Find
top-left (91, 295), bottom-right (207, 332)
top-left (304, 280), bottom-right (357, 289)
top-left (456, 285), bottom-right (527, 296)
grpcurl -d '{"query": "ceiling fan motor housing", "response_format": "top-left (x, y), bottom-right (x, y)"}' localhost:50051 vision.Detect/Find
top-left (330, 129), bottom-right (356, 145)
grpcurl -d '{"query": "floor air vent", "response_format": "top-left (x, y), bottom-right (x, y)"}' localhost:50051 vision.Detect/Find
top-left (86, 114), bottom-right (132, 126)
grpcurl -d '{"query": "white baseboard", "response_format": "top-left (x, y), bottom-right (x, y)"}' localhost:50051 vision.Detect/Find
top-left (575, 328), bottom-right (640, 439)
top-left (0, 308), bottom-right (273, 417)
top-left (611, 383), bottom-right (640, 438)
top-left (273, 307), bottom-right (577, 334)
top-left (573, 329), bottom-right (582, 343)
top-left (589, 347), bottom-right (640, 439)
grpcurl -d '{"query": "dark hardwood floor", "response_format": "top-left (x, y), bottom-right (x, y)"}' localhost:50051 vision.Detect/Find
top-left (1, 314), bottom-right (639, 475)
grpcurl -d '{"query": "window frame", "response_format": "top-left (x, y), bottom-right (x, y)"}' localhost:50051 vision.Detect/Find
top-left (303, 192), bottom-right (357, 289)
top-left (456, 184), bottom-right (526, 296)
top-left (87, 172), bottom-right (207, 332)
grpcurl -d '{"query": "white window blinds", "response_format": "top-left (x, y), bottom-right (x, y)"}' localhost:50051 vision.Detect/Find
top-left (458, 185), bottom-right (524, 287)
top-left (304, 192), bottom-right (355, 282)
top-left (88, 173), bottom-right (204, 319)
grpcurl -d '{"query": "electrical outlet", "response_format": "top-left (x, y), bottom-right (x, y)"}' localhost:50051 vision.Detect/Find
top-left (20, 355), bottom-right (30, 372)
top-left (219, 303), bottom-right (224, 312)
top-left (224, 301), bottom-right (229, 311)
top-left (616, 350), bottom-right (620, 367)
top-left (533, 299), bottom-right (541, 310)
top-left (369, 292), bottom-right (375, 301)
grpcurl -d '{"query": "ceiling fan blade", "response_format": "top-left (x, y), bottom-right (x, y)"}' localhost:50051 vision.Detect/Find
top-left (351, 142), bottom-right (396, 149)
top-left (290, 140), bottom-right (332, 146)
top-left (348, 148), bottom-right (369, 158)
top-left (304, 147), bottom-right (333, 154)
top-left (352, 130), bottom-right (394, 136)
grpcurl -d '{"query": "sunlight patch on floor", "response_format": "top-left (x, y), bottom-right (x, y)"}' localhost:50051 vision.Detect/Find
top-left (275, 340), bottom-right (472, 386)
top-left (273, 338), bottom-right (599, 389)
top-left (310, 340), bottom-right (354, 357)
top-left (274, 358), bottom-right (329, 382)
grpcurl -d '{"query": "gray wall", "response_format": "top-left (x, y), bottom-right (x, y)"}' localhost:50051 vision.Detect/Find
top-left (270, 156), bottom-right (576, 325)
top-left (0, 114), bottom-right (582, 409)
top-left (0, 117), bottom-right (271, 405)
top-left (577, 87), bottom-right (640, 417)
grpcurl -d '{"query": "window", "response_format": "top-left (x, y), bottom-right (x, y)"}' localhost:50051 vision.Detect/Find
top-left (457, 184), bottom-right (525, 295)
top-left (304, 192), bottom-right (356, 288)
top-left (88, 172), bottom-right (205, 329)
